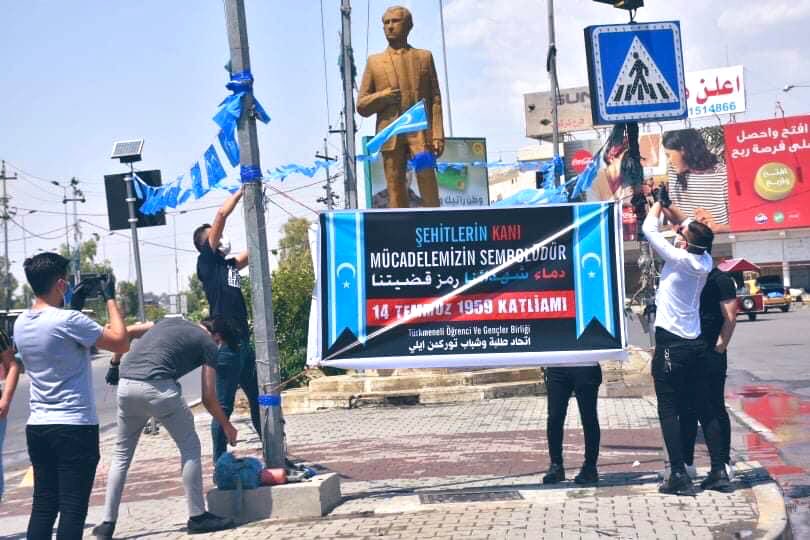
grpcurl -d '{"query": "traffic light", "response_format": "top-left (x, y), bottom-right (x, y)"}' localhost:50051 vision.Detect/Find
top-left (593, 0), bottom-right (644, 9)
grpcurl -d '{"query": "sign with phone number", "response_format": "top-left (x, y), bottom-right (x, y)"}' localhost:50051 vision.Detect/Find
top-left (685, 65), bottom-right (746, 118)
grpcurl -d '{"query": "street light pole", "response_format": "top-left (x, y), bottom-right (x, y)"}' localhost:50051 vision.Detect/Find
top-left (123, 166), bottom-right (146, 323)
top-left (438, 0), bottom-right (454, 136)
top-left (223, 0), bottom-right (286, 469)
top-left (547, 0), bottom-right (562, 187)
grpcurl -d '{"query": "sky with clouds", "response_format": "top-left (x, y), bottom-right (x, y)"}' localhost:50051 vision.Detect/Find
top-left (1, 0), bottom-right (808, 297)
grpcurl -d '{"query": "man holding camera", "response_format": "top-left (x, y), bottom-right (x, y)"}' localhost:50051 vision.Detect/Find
top-left (13, 253), bottom-right (128, 539)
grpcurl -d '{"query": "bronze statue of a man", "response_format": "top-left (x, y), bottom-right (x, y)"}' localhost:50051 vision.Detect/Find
top-left (358, 5), bottom-right (445, 208)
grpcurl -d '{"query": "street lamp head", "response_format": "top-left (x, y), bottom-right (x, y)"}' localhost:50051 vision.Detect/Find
top-left (50, 180), bottom-right (60, 186)
top-left (783, 85), bottom-right (795, 92)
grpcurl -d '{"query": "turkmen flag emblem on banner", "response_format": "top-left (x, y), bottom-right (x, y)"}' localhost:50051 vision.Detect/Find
top-left (573, 203), bottom-right (616, 338)
top-left (324, 212), bottom-right (367, 349)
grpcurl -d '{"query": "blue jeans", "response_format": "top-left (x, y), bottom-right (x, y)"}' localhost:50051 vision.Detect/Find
top-left (0, 416), bottom-right (6, 499)
top-left (211, 338), bottom-right (262, 463)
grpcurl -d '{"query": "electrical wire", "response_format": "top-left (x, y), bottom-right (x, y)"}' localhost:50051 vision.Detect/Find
top-left (78, 219), bottom-right (198, 253)
top-left (6, 220), bottom-right (70, 243)
top-left (320, 0), bottom-right (332, 128)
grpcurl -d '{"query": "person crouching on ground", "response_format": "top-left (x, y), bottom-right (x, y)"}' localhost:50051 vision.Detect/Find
top-left (92, 317), bottom-right (240, 538)
top-left (541, 365), bottom-right (602, 486)
top-left (642, 196), bottom-right (726, 496)
top-left (13, 253), bottom-right (128, 539)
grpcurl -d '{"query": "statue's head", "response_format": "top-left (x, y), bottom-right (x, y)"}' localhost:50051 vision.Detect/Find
top-left (382, 6), bottom-right (413, 43)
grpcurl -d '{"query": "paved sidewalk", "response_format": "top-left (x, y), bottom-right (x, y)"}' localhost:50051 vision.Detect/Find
top-left (0, 396), bottom-right (784, 539)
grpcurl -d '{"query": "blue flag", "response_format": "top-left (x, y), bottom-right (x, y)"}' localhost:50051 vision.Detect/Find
top-left (365, 100), bottom-right (428, 157)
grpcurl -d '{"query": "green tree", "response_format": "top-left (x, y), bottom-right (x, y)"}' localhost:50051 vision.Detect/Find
top-left (117, 281), bottom-right (140, 319)
top-left (185, 273), bottom-right (209, 321)
top-left (0, 256), bottom-right (19, 310)
top-left (270, 218), bottom-right (314, 382)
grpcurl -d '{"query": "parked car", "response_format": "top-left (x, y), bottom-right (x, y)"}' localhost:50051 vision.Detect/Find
top-left (755, 275), bottom-right (792, 313)
top-left (717, 258), bottom-right (765, 321)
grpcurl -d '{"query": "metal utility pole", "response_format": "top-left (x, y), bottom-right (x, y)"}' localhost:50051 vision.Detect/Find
top-left (122, 168), bottom-right (146, 322)
top-left (64, 177), bottom-right (86, 281)
top-left (0, 161), bottom-right (17, 313)
top-left (340, 0), bottom-right (358, 208)
top-left (315, 138), bottom-right (339, 210)
top-left (224, 0), bottom-right (286, 468)
top-left (547, 0), bottom-right (562, 187)
top-left (438, 0), bottom-right (454, 136)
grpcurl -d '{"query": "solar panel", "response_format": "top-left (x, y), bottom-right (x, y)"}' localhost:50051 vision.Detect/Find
top-left (110, 140), bottom-right (144, 160)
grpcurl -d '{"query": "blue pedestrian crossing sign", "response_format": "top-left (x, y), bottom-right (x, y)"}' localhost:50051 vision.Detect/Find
top-left (584, 21), bottom-right (687, 124)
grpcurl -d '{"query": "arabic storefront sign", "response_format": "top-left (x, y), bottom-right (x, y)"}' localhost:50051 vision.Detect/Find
top-left (525, 87), bottom-right (593, 138)
top-left (725, 115), bottom-right (810, 232)
top-left (686, 65), bottom-right (746, 118)
top-left (313, 203), bottom-right (628, 369)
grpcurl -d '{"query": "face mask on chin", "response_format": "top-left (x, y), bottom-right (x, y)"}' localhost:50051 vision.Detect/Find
top-left (218, 235), bottom-right (231, 257)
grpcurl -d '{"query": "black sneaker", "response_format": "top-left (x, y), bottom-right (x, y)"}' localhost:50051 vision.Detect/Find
top-left (658, 471), bottom-right (696, 496)
top-left (574, 464), bottom-right (599, 485)
top-left (542, 463), bottom-right (565, 485)
top-left (187, 512), bottom-right (235, 535)
top-left (700, 468), bottom-right (734, 493)
top-left (91, 521), bottom-right (116, 539)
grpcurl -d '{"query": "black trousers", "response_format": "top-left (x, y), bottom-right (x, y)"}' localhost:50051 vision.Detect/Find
top-left (26, 424), bottom-right (100, 540)
top-left (681, 350), bottom-right (731, 466)
top-left (652, 328), bottom-right (724, 472)
top-left (545, 365), bottom-right (602, 467)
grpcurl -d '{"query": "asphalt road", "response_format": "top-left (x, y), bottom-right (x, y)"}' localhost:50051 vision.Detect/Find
top-left (629, 304), bottom-right (810, 538)
top-left (2, 351), bottom-right (202, 472)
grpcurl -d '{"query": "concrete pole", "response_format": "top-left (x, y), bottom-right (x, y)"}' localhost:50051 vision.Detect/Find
top-left (0, 161), bottom-right (16, 312)
top-left (124, 168), bottom-right (146, 322)
top-left (438, 0), bottom-right (454, 136)
top-left (340, 0), bottom-right (358, 208)
top-left (547, 0), bottom-right (562, 187)
top-left (224, 0), bottom-right (286, 469)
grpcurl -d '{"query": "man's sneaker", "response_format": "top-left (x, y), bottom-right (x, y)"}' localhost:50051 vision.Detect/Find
top-left (542, 463), bottom-right (565, 485)
top-left (658, 471), bottom-right (696, 496)
top-left (91, 521), bottom-right (116, 539)
top-left (685, 464), bottom-right (697, 480)
top-left (574, 464), bottom-right (599, 485)
top-left (187, 512), bottom-right (235, 535)
top-left (700, 468), bottom-right (734, 493)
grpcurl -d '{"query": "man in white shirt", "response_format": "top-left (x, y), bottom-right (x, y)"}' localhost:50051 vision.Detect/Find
top-left (642, 198), bottom-right (725, 496)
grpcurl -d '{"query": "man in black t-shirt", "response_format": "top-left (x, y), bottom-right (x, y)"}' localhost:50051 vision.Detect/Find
top-left (193, 188), bottom-right (262, 463)
top-left (680, 266), bottom-right (737, 491)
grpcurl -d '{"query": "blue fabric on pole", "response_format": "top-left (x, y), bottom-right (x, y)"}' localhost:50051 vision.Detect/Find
top-left (365, 100), bottom-right (428, 157)
top-left (409, 151), bottom-right (436, 172)
top-left (214, 70), bottom-right (271, 172)
top-left (257, 395), bottom-right (281, 407)
top-left (240, 164), bottom-right (262, 183)
top-left (204, 145), bottom-right (227, 186)
top-left (131, 173), bottom-right (144, 199)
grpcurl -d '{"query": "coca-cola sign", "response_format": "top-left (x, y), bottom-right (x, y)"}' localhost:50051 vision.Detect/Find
top-left (571, 150), bottom-right (594, 174)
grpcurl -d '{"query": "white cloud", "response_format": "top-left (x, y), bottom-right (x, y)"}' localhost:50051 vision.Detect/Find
top-left (719, 0), bottom-right (810, 33)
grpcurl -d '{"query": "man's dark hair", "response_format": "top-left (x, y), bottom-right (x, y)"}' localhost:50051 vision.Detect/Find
top-left (23, 252), bottom-right (70, 297)
top-left (193, 224), bottom-right (211, 253)
top-left (200, 317), bottom-right (241, 351)
top-left (686, 221), bottom-right (714, 256)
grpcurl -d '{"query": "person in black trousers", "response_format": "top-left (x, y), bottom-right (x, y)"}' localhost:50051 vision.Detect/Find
top-left (542, 365), bottom-right (603, 485)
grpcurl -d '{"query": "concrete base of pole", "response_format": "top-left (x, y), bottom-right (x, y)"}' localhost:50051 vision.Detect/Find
top-left (206, 473), bottom-right (341, 524)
